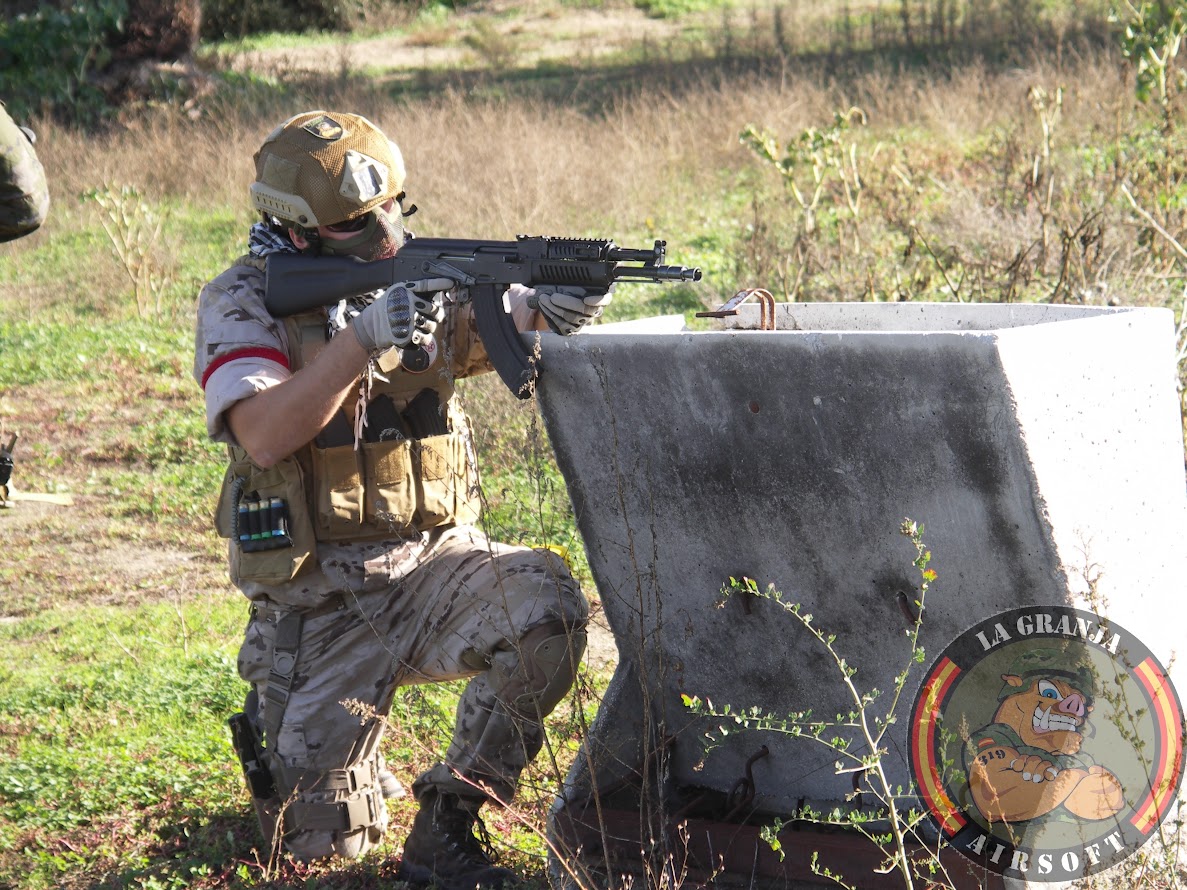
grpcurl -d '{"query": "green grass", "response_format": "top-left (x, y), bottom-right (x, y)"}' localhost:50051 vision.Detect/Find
top-left (0, 595), bottom-right (598, 889)
top-left (0, 225), bottom-right (605, 889)
top-left (0, 596), bottom-right (500, 890)
top-left (0, 321), bottom-right (192, 385)
top-left (0, 598), bottom-right (243, 876)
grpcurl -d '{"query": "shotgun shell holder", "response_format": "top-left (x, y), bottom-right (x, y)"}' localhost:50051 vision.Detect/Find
top-left (234, 484), bottom-right (294, 553)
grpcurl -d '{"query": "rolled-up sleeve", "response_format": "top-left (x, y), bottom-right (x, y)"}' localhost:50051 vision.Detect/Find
top-left (202, 357), bottom-right (290, 444)
top-left (193, 264), bottom-right (294, 444)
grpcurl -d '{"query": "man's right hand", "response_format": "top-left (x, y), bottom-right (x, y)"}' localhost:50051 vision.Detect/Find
top-left (352, 278), bottom-right (451, 353)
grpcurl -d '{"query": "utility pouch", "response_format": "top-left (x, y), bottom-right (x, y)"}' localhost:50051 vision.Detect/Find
top-left (216, 456), bottom-right (315, 585)
top-left (414, 433), bottom-right (480, 528)
top-left (310, 443), bottom-right (364, 539)
top-left (361, 439), bottom-right (416, 532)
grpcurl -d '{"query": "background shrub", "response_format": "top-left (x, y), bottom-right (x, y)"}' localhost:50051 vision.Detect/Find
top-left (0, 1), bottom-right (128, 122)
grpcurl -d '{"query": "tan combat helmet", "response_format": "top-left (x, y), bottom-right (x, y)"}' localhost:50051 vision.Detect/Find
top-left (250, 111), bottom-right (405, 229)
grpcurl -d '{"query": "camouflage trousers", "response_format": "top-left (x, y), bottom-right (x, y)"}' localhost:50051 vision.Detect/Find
top-left (237, 524), bottom-right (588, 860)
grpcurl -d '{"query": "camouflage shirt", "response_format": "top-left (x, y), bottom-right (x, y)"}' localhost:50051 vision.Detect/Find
top-left (193, 254), bottom-right (543, 607)
top-left (964, 721), bottom-right (1096, 774)
top-left (0, 103), bottom-right (49, 243)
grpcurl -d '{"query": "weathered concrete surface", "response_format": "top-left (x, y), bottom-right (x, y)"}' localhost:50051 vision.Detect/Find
top-left (537, 303), bottom-right (1186, 887)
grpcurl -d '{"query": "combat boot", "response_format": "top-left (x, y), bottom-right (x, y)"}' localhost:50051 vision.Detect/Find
top-left (397, 789), bottom-right (519, 890)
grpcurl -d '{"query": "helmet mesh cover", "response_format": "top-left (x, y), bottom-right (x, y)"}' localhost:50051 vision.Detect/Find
top-left (251, 111), bottom-right (405, 227)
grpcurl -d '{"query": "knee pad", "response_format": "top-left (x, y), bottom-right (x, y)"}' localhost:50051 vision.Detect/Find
top-left (489, 620), bottom-right (587, 719)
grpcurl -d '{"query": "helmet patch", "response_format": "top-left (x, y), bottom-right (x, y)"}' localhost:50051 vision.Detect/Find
top-left (340, 150), bottom-right (390, 205)
top-left (301, 114), bottom-right (346, 141)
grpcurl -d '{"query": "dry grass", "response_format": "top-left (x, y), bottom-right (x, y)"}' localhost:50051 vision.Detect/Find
top-left (13, 43), bottom-right (1157, 299)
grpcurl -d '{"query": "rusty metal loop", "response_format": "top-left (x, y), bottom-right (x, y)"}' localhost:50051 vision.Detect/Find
top-left (723, 745), bottom-right (770, 821)
top-left (752, 289), bottom-right (776, 330)
top-left (695, 288), bottom-right (777, 330)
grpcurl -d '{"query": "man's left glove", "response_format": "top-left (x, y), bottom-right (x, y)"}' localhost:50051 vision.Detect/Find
top-left (352, 278), bottom-right (451, 353)
top-left (532, 285), bottom-right (613, 335)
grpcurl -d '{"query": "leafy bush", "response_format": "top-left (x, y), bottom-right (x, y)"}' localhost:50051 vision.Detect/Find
top-left (0, 1), bottom-right (127, 122)
top-left (199, 0), bottom-right (463, 39)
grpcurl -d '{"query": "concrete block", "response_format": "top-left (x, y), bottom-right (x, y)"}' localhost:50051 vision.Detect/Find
top-left (537, 302), bottom-right (1186, 886)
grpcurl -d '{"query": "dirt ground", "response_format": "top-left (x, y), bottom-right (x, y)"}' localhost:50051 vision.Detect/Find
top-left (2, 496), bottom-right (621, 669)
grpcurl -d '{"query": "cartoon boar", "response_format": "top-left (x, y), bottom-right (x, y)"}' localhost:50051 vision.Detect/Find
top-left (963, 651), bottom-right (1125, 824)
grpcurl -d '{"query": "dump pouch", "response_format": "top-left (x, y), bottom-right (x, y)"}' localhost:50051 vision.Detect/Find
top-left (215, 455), bottom-right (316, 585)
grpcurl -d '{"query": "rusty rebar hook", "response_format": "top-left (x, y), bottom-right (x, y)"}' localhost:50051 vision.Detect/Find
top-left (696, 289), bottom-right (777, 330)
top-left (722, 745), bottom-right (770, 821)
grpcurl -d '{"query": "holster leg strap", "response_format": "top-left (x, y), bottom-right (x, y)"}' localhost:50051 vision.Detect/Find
top-left (262, 610), bottom-right (304, 747)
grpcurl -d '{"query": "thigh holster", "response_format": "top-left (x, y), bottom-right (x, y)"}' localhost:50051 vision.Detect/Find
top-left (278, 759), bottom-right (388, 836)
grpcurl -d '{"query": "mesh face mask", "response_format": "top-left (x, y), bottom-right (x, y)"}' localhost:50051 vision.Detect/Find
top-left (317, 206), bottom-right (406, 261)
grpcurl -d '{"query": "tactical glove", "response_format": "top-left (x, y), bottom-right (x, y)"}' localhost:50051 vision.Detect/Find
top-left (352, 278), bottom-right (451, 353)
top-left (531, 285), bottom-right (613, 335)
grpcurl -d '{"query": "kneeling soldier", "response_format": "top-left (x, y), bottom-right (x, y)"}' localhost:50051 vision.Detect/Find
top-left (194, 110), bottom-right (608, 887)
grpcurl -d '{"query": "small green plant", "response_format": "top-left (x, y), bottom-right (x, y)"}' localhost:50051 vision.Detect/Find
top-left (741, 107), bottom-right (868, 245)
top-left (1112, 1), bottom-right (1186, 130)
top-left (82, 184), bottom-right (175, 320)
top-left (739, 107), bottom-right (871, 300)
top-left (683, 520), bottom-right (949, 889)
top-left (1112, 1), bottom-right (1187, 283)
top-left (462, 18), bottom-right (517, 71)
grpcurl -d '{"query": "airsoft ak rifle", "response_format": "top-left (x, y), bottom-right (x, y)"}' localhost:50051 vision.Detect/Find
top-left (263, 235), bottom-right (702, 399)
